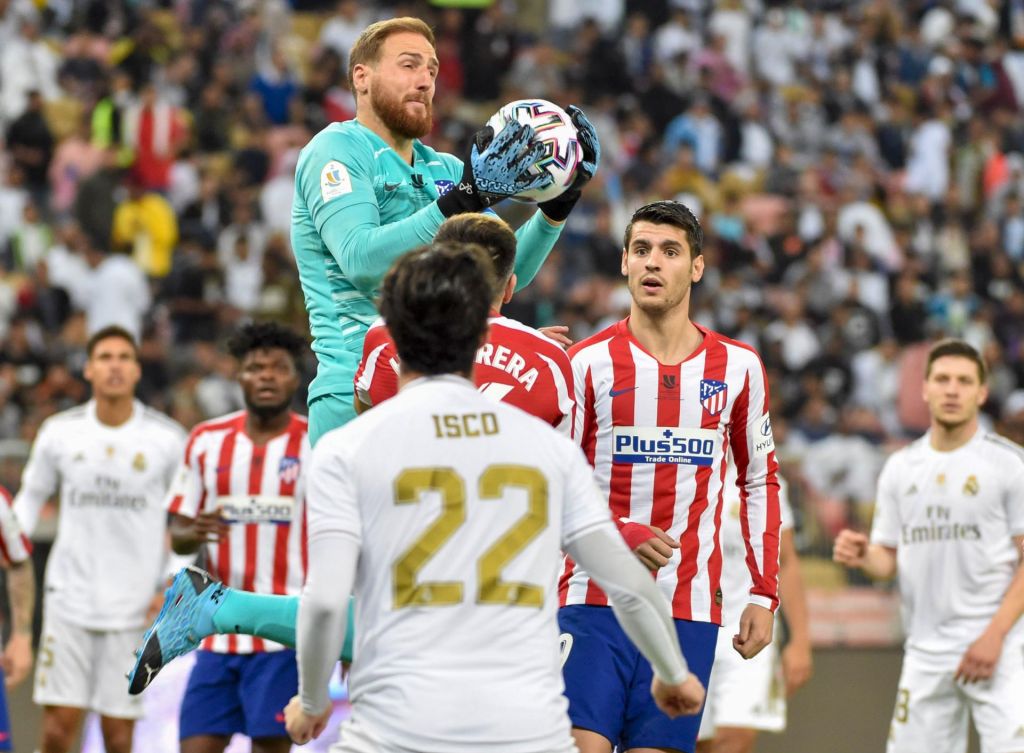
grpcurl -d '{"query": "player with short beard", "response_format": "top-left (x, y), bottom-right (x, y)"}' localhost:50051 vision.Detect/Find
top-left (834, 339), bottom-right (1024, 753)
top-left (290, 16), bottom-right (600, 446)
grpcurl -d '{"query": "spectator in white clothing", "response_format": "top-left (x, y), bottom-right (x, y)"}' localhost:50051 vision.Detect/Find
top-left (77, 241), bottom-right (151, 341)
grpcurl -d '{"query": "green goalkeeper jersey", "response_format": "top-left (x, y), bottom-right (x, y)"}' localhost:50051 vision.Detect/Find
top-left (291, 120), bottom-right (563, 402)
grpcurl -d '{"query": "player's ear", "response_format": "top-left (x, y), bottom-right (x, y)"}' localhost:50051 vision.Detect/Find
top-left (352, 63), bottom-right (370, 97)
top-left (502, 274), bottom-right (516, 305)
top-left (691, 253), bottom-right (705, 282)
top-left (977, 382), bottom-right (989, 407)
top-left (620, 247), bottom-right (628, 277)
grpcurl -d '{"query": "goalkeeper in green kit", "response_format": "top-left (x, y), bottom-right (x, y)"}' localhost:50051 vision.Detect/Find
top-left (292, 15), bottom-right (599, 445)
top-left (128, 15), bottom-right (600, 695)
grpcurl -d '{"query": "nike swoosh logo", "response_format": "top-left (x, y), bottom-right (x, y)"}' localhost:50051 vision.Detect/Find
top-left (384, 182), bottom-right (401, 192)
top-left (609, 386), bottom-right (638, 397)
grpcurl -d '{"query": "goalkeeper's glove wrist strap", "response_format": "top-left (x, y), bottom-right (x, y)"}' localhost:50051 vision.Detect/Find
top-left (538, 190), bottom-right (580, 223)
top-left (437, 181), bottom-right (488, 217)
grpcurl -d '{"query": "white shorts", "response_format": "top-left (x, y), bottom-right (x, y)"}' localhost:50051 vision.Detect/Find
top-left (697, 623), bottom-right (786, 741)
top-left (887, 648), bottom-right (1024, 753)
top-left (330, 716), bottom-right (578, 753)
top-left (33, 610), bottom-right (145, 719)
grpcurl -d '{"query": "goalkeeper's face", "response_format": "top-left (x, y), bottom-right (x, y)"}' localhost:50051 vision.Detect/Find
top-left (621, 221), bottom-right (704, 316)
top-left (367, 32), bottom-right (437, 139)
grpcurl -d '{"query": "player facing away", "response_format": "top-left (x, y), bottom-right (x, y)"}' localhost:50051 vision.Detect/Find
top-left (163, 322), bottom-right (311, 753)
top-left (0, 485), bottom-right (36, 752)
top-left (284, 241), bottom-right (704, 753)
top-left (355, 212), bottom-right (574, 432)
top-left (559, 200), bottom-right (781, 753)
top-left (290, 16), bottom-right (599, 444)
top-left (127, 213), bottom-right (574, 692)
top-left (13, 326), bottom-right (186, 753)
top-left (696, 463), bottom-right (812, 753)
top-left (834, 339), bottom-right (1024, 753)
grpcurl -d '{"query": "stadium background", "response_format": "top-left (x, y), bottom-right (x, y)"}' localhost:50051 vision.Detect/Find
top-left (1, 0), bottom-right (1022, 749)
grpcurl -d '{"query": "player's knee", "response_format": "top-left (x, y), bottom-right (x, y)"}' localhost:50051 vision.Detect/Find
top-left (100, 724), bottom-right (134, 753)
top-left (39, 717), bottom-right (77, 753)
top-left (711, 727), bottom-right (758, 753)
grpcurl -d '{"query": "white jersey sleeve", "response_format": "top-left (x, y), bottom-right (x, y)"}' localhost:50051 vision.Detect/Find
top-left (560, 444), bottom-right (616, 545)
top-left (1004, 455), bottom-right (1024, 537)
top-left (13, 418), bottom-right (60, 535)
top-left (869, 453), bottom-right (902, 547)
top-left (165, 430), bottom-right (208, 517)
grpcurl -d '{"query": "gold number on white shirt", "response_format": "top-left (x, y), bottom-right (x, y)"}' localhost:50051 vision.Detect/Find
top-left (392, 465), bottom-right (548, 609)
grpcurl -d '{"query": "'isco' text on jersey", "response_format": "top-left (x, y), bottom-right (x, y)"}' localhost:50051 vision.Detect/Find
top-left (870, 429), bottom-right (1024, 666)
top-left (560, 321), bottom-right (781, 624)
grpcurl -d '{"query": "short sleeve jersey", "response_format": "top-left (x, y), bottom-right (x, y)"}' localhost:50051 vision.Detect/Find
top-left (291, 120), bottom-right (463, 401)
top-left (870, 429), bottom-right (1024, 666)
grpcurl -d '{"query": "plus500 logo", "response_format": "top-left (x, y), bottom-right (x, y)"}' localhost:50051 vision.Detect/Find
top-left (612, 427), bottom-right (718, 465)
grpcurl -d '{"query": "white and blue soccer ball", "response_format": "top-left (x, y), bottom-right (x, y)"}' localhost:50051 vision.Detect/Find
top-left (486, 98), bottom-right (582, 203)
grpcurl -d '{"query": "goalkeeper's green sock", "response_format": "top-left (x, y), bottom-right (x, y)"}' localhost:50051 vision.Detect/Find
top-left (211, 590), bottom-right (355, 662)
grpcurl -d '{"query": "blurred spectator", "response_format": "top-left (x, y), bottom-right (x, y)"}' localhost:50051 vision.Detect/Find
top-left (5, 90), bottom-right (54, 209)
top-left (73, 238), bottom-right (150, 340)
top-left (0, 10), bottom-right (60, 127)
top-left (318, 0), bottom-right (368, 68)
top-left (111, 175), bottom-right (179, 278)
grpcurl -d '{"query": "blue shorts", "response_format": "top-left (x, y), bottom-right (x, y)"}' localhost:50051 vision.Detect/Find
top-left (0, 669), bottom-right (10, 752)
top-left (558, 605), bottom-right (718, 753)
top-left (179, 650), bottom-right (298, 741)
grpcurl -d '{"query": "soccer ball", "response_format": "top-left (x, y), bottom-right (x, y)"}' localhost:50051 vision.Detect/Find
top-left (485, 99), bottom-right (582, 203)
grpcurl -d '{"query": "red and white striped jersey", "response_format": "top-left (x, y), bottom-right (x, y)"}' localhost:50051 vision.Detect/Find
top-left (354, 314), bottom-right (574, 433)
top-left (0, 486), bottom-right (31, 567)
top-left (559, 319), bottom-right (781, 624)
top-left (166, 411), bottom-right (310, 653)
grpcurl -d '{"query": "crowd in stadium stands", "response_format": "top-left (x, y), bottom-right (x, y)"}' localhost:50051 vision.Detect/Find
top-left (1, 0), bottom-right (1024, 557)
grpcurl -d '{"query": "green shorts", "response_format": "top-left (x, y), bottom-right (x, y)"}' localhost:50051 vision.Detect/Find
top-left (308, 392), bottom-right (359, 446)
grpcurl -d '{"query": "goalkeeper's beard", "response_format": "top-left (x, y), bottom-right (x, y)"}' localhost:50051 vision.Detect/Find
top-left (371, 87), bottom-right (432, 140)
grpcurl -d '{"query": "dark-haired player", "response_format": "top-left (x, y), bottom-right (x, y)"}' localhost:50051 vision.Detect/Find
top-left (560, 200), bottom-right (781, 753)
top-left (835, 339), bottom-right (1024, 753)
top-left (162, 322), bottom-right (311, 753)
top-left (14, 326), bottom-right (185, 753)
top-left (285, 241), bottom-right (704, 751)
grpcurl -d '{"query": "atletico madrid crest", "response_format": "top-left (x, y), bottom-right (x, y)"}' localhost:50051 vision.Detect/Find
top-left (278, 456), bottom-right (301, 485)
top-left (699, 379), bottom-right (728, 416)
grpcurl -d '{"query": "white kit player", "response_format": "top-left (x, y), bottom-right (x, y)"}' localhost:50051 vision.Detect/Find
top-left (164, 322), bottom-right (311, 753)
top-left (14, 326), bottom-right (186, 753)
top-left (696, 462), bottom-right (812, 753)
top-left (284, 242), bottom-right (706, 753)
top-left (834, 339), bottom-right (1024, 753)
top-left (355, 213), bottom-right (574, 432)
top-left (558, 200), bottom-right (781, 753)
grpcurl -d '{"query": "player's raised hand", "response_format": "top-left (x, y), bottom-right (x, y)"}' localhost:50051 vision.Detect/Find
top-left (832, 529), bottom-right (869, 568)
top-left (651, 672), bottom-right (705, 718)
top-left (539, 104), bottom-right (601, 222)
top-left (632, 525), bottom-right (680, 571)
top-left (733, 603), bottom-right (773, 659)
top-left (955, 628), bottom-right (1004, 683)
top-left (284, 695), bottom-right (332, 745)
top-left (437, 121), bottom-right (552, 216)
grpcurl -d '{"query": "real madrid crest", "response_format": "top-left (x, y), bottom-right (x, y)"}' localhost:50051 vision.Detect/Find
top-left (132, 452), bottom-right (147, 472)
top-left (962, 474), bottom-right (979, 496)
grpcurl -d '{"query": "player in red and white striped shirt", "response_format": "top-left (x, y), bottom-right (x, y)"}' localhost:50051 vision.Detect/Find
top-left (164, 322), bottom-right (310, 753)
top-left (354, 214), bottom-right (574, 432)
top-left (558, 201), bottom-right (781, 753)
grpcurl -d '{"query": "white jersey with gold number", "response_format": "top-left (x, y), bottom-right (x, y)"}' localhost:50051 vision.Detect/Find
top-left (14, 400), bottom-right (186, 630)
top-left (309, 375), bottom-right (613, 753)
top-left (870, 429), bottom-right (1024, 668)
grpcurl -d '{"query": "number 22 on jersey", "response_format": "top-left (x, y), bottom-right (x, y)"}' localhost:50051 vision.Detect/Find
top-left (392, 465), bottom-right (547, 609)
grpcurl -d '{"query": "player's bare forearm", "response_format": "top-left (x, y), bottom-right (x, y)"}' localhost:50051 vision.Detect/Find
top-left (983, 535), bottom-right (1024, 639)
top-left (834, 530), bottom-right (897, 580)
top-left (6, 560), bottom-right (34, 637)
top-left (778, 529), bottom-right (810, 646)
